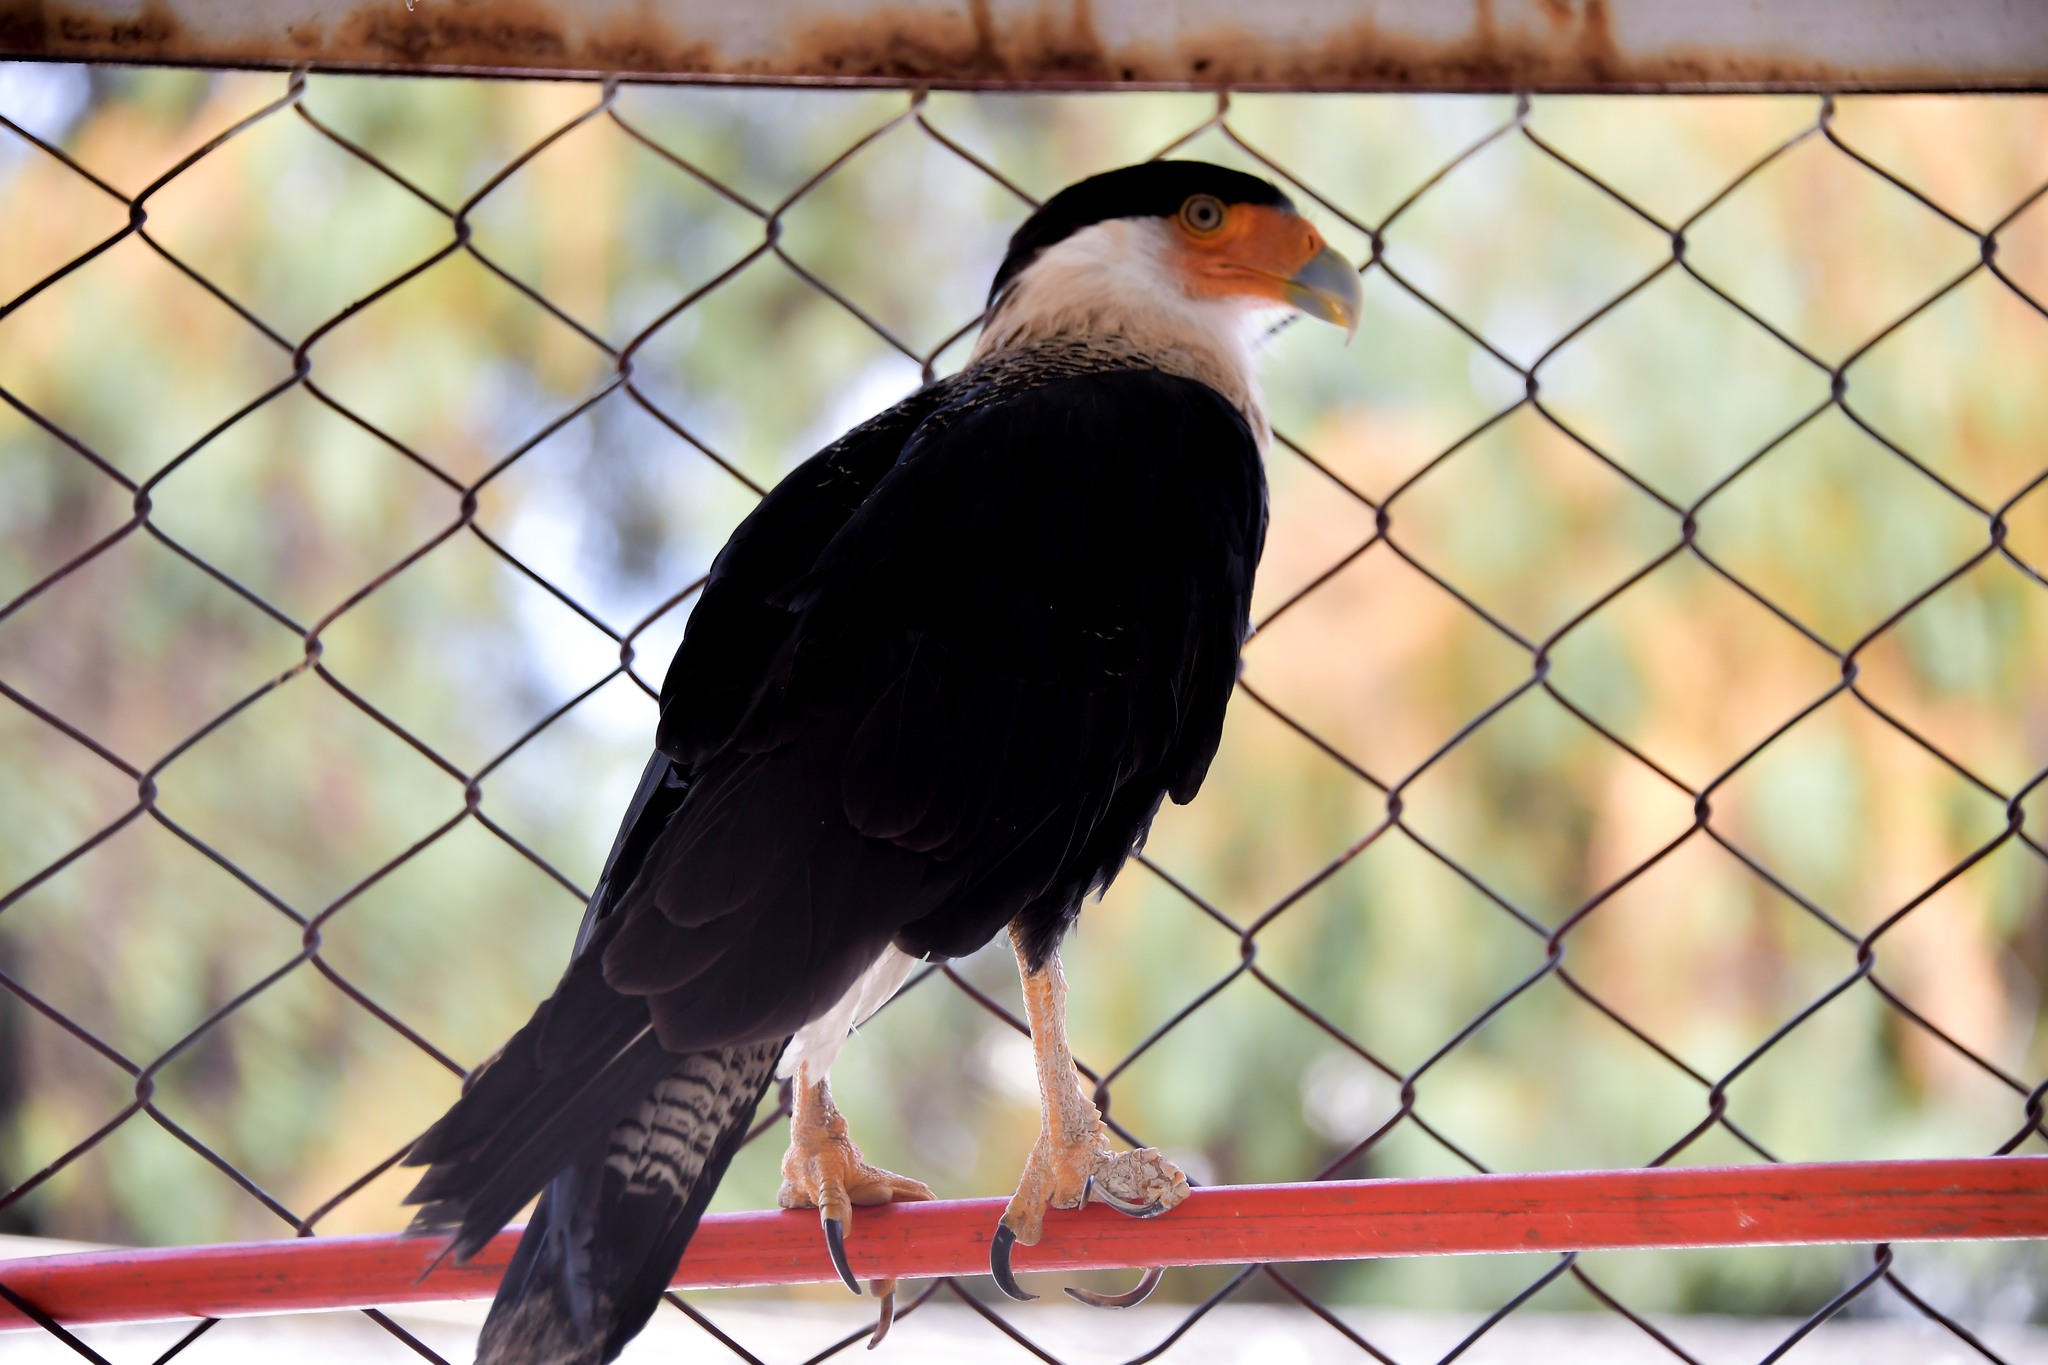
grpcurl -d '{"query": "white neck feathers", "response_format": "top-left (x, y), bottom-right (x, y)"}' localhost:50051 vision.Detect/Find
top-left (971, 219), bottom-right (1273, 444)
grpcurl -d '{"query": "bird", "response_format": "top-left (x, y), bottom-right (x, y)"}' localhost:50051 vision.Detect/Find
top-left (401, 158), bottom-right (1361, 1364)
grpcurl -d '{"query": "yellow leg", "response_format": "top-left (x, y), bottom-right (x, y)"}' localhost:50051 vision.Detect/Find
top-left (989, 924), bottom-right (1188, 1300)
top-left (777, 1061), bottom-right (934, 1307)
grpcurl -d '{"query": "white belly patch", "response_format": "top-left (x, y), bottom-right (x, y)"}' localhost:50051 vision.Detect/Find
top-left (777, 945), bottom-right (921, 1080)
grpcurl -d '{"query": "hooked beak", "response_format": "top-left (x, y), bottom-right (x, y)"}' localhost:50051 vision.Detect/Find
top-left (1285, 244), bottom-right (1362, 341)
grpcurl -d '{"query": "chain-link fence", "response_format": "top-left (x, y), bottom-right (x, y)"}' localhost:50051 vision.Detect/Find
top-left (2, 63), bottom-right (2046, 1364)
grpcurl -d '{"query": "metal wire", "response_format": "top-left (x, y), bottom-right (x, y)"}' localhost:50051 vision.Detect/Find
top-left (1, 67), bottom-right (2045, 1364)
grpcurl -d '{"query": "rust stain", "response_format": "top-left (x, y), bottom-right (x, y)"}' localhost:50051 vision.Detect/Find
top-left (0, 0), bottom-right (179, 52)
top-left (0, 0), bottom-right (2040, 90)
top-left (965, 0), bottom-right (1000, 73)
top-left (1580, 0), bottom-right (1622, 82)
top-left (791, 7), bottom-right (1006, 81)
top-left (339, 3), bottom-right (570, 67)
top-left (791, 0), bottom-right (1107, 81)
top-left (330, 0), bottom-right (728, 73)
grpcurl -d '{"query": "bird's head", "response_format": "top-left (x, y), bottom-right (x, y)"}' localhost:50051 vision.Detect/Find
top-left (978, 161), bottom-right (1362, 361)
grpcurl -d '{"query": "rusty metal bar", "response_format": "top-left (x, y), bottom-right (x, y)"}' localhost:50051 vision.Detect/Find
top-left (1, 1159), bottom-right (2044, 1330)
top-left (0, 0), bottom-right (2043, 90)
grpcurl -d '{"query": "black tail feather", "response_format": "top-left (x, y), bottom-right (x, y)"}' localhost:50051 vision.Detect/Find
top-left (401, 745), bottom-right (789, 1362)
top-left (404, 939), bottom-right (677, 1261)
top-left (467, 1040), bottom-right (785, 1365)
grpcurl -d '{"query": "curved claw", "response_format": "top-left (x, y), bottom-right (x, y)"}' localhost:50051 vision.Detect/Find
top-left (988, 1222), bottom-right (1039, 1302)
top-left (1064, 1266), bottom-right (1164, 1310)
top-left (867, 1281), bottom-right (896, 1350)
top-left (1084, 1174), bottom-right (1168, 1219)
top-left (823, 1217), bottom-right (862, 1296)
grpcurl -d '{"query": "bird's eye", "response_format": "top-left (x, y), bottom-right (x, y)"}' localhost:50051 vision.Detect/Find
top-left (1180, 195), bottom-right (1226, 234)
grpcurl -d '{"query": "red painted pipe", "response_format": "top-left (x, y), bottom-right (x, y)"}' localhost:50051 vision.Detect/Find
top-left (1, 1158), bottom-right (2043, 1330)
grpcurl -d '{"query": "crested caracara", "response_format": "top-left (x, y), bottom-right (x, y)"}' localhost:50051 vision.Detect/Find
top-left (404, 159), bottom-right (1361, 1364)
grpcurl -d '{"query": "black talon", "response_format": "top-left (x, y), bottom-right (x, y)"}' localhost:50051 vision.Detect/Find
top-left (1064, 1266), bottom-right (1164, 1309)
top-left (989, 1222), bottom-right (1039, 1302)
top-left (1088, 1184), bottom-right (1167, 1219)
top-left (823, 1216), bottom-right (862, 1296)
top-left (867, 1282), bottom-right (896, 1349)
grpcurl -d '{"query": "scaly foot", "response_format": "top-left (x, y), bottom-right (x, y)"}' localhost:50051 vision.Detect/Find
top-left (989, 928), bottom-right (1188, 1306)
top-left (989, 1124), bottom-right (1187, 1300)
top-left (777, 1067), bottom-right (934, 1306)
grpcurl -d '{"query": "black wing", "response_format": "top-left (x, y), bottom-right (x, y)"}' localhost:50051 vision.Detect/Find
top-left (402, 385), bottom-right (959, 1308)
top-left (601, 363), bottom-right (1267, 1027)
top-left (407, 365), bottom-right (1264, 1363)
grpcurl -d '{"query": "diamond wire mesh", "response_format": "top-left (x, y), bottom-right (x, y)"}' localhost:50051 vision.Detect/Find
top-left (0, 65), bottom-right (2046, 1364)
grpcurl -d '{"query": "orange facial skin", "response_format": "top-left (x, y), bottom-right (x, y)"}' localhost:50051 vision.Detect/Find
top-left (1173, 200), bottom-right (1332, 306)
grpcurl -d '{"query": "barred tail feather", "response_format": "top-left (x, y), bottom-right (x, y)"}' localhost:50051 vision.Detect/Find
top-left (473, 1040), bottom-right (785, 1365)
top-left (404, 945), bottom-right (676, 1263)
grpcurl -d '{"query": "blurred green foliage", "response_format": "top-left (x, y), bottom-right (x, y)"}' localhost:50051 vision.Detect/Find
top-left (1, 66), bottom-right (2045, 1325)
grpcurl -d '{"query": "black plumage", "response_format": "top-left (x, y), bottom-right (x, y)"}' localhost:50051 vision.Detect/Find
top-left (406, 166), bottom-right (1275, 1365)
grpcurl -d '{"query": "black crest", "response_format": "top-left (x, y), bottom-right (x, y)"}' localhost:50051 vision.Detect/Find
top-left (988, 161), bottom-right (1293, 304)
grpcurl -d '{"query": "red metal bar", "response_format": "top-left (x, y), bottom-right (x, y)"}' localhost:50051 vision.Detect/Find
top-left (2, 1158), bottom-right (2043, 1330)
